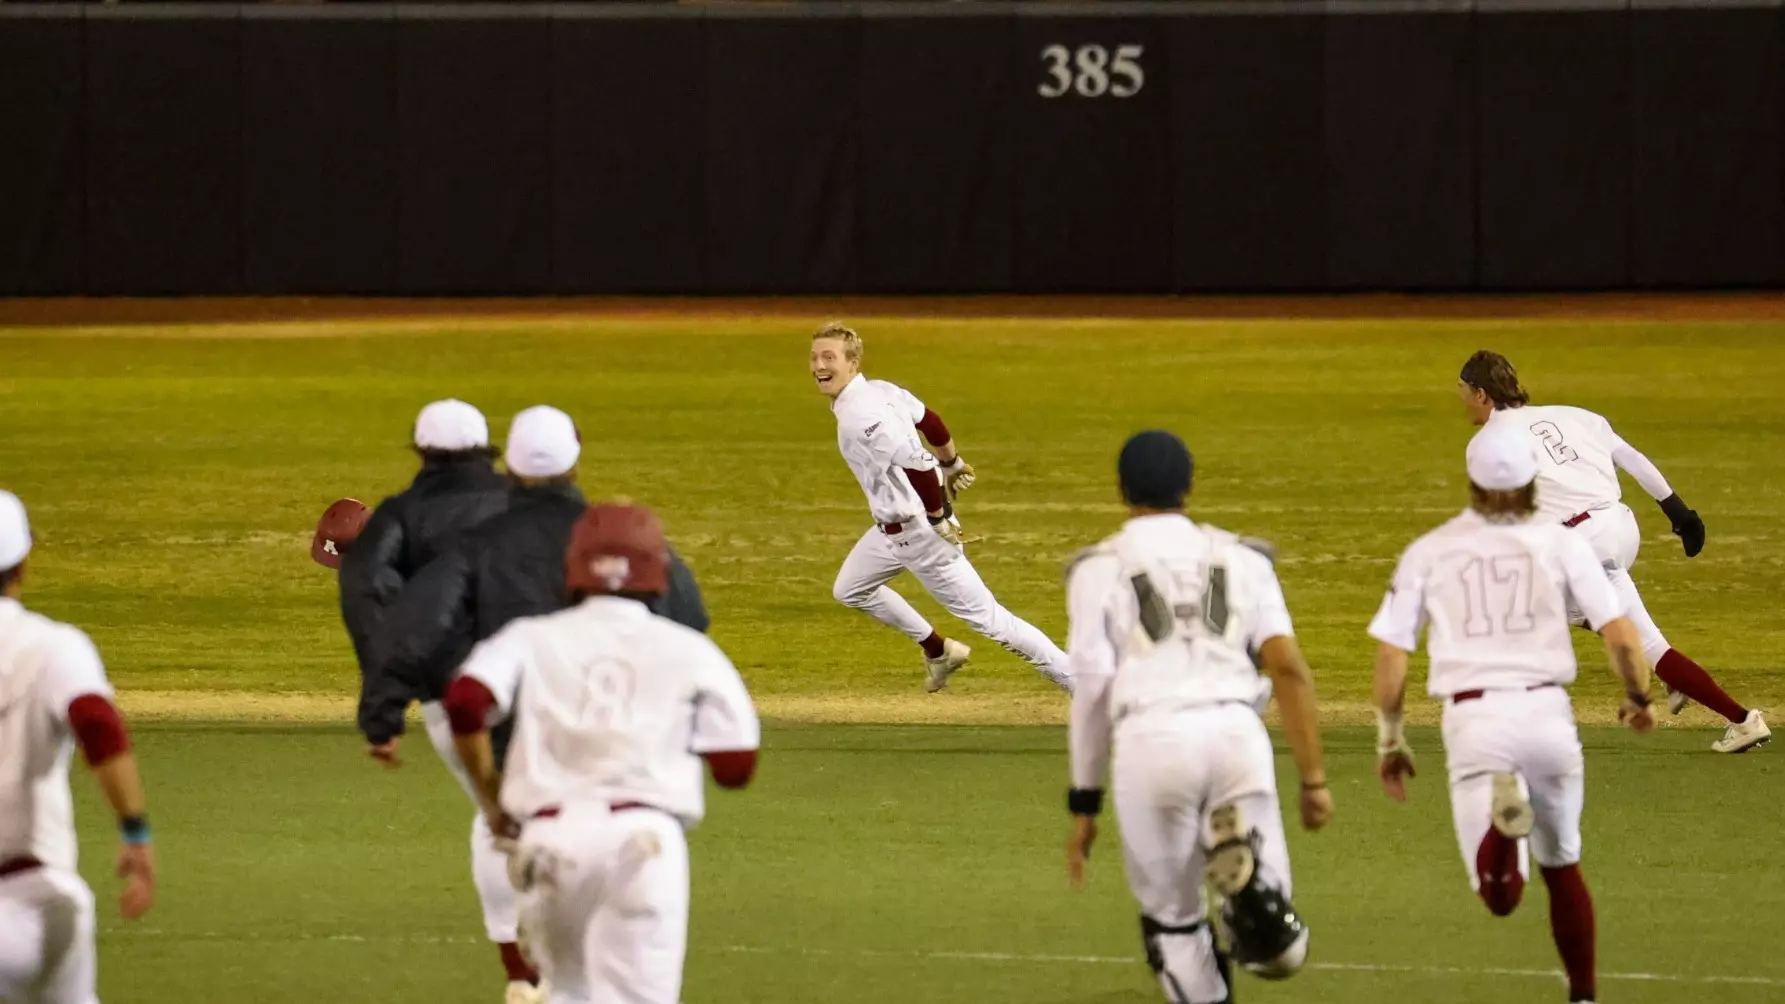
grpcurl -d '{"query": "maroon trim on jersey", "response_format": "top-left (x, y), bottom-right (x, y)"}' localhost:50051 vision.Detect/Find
top-left (703, 749), bottom-right (758, 789)
top-left (916, 408), bottom-right (951, 445)
top-left (903, 466), bottom-right (945, 513)
top-left (444, 676), bottom-right (497, 735)
top-left (67, 694), bottom-right (130, 765)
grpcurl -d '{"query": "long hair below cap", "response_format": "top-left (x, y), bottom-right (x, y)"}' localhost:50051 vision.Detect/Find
top-left (1119, 430), bottom-right (1194, 509)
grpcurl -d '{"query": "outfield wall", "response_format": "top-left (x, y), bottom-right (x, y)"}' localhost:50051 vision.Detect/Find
top-left (2, 1), bottom-right (1781, 296)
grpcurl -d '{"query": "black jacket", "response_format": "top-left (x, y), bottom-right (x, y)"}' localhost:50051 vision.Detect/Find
top-left (339, 457), bottom-right (510, 738)
top-left (364, 481), bottom-right (708, 745)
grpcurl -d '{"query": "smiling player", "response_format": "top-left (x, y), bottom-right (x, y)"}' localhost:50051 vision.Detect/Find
top-left (810, 322), bottom-right (1070, 693)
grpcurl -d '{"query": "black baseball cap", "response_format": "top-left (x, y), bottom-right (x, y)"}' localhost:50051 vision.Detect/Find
top-left (1119, 430), bottom-right (1194, 509)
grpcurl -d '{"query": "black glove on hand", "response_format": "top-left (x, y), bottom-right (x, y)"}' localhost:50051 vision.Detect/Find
top-left (1658, 493), bottom-right (1706, 557)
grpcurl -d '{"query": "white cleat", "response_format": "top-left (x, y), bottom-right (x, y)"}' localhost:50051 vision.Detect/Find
top-left (1663, 681), bottom-right (1691, 716)
top-left (504, 981), bottom-right (544, 1004)
top-left (1711, 710), bottom-right (1771, 754)
top-left (924, 639), bottom-right (970, 693)
top-left (1490, 772), bottom-right (1534, 839)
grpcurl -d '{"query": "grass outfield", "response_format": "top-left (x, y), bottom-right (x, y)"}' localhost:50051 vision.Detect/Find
top-left (4, 310), bottom-right (1784, 1002)
top-left (79, 724), bottom-right (1785, 1003)
top-left (1, 314), bottom-right (1781, 717)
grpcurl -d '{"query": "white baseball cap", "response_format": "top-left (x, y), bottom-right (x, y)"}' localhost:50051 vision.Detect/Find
top-left (413, 399), bottom-right (490, 452)
top-left (505, 406), bottom-right (581, 478)
top-left (0, 490), bottom-right (31, 571)
top-left (1466, 423), bottom-right (1538, 491)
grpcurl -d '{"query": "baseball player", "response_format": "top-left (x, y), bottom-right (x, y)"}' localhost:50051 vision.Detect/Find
top-left (313, 399), bottom-right (534, 1002)
top-left (1065, 432), bottom-right (1332, 1004)
top-left (1371, 423), bottom-right (1656, 1004)
top-left (0, 491), bottom-right (156, 1004)
top-left (442, 504), bottom-right (760, 1004)
top-left (1458, 350), bottom-right (1768, 753)
top-left (811, 322), bottom-right (1070, 692)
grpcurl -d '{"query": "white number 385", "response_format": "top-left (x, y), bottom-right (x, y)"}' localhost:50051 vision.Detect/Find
top-left (1039, 44), bottom-right (1145, 99)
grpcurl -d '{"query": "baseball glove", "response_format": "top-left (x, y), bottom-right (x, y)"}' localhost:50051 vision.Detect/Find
top-left (311, 498), bottom-right (371, 570)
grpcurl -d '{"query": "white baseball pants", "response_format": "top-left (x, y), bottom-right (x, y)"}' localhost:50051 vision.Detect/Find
top-left (421, 701), bottom-right (521, 944)
top-left (1113, 704), bottom-right (1291, 1004)
top-left (514, 805), bottom-right (689, 1004)
top-left (1562, 504), bottom-right (1670, 664)
top-left (832, 523), bottom-right (1070, 686)
top-left (1442, 687), bottom-right (1585, 887)
top-left (0, 865), bottom-right (96, 1004)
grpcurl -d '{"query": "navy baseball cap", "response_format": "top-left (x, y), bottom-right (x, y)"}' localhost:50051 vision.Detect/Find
top-left (1119, 431), bottom-right (1194, 509)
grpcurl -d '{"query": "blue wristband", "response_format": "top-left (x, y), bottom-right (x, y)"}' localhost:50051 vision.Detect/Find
top-left (120, 816), bottom-right (151, 846)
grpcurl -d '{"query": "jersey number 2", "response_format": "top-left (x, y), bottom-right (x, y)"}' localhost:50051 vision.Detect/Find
top-left (1457, 555), bottom-right (1536, 638)
top-left (1530, 421), bottom-right (1578, 466)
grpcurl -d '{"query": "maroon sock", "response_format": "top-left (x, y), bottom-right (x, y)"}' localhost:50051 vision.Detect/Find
top-left (1541, 865), bottom-right (1597, 1002)
top-left (1655, 649), bottom-right (1748, 723)
top-left (497, 942), bottom-right (538, 985)
top-left (919, 632), bottom-right (946, 659)
top-left (1475, 829), bottom-right (1524, 916)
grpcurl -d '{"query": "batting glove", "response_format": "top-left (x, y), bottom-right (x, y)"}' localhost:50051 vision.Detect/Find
top-left (941, 457), bottom-right (977, 499)
top-left (929, 512), bottom-right (964, 549)
top-left (1658, 494), bottom-right (1705, 557)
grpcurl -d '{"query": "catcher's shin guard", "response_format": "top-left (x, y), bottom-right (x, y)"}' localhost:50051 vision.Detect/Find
top-left (1140, 915), bottom-right (1232, 1004)
top-left (1205, 805), bottom-right (1309, 981)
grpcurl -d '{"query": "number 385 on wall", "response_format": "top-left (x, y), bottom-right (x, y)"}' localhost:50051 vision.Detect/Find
top-left (1038, 44), bottom-right (1145, 99)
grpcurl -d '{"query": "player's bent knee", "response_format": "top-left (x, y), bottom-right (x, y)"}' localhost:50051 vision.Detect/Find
top-left (831, 580), bottom-right (869, 608)
top-left (1140, 915), bottom-right (1232, 1004)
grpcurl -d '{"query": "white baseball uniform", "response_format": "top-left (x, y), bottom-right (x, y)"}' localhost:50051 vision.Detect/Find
top-left (1483, 404), bottom-right (1676, 664)
top-left (417, 702), bottom-right (521, 945)
top-left (1369, 509), bottom-right (1625, 887)
top-left (0, 598), bottom-right (112, 1004)
top-left (828, 373), bottom-right (1069, 687)
top-left (459, 596), bottom-right (760, 1004)
top-left (1067, 514), bottom-right (1296, 1003)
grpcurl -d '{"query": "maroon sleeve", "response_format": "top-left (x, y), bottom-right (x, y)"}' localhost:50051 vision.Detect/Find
top-left (67, 695), bottom-right (131, 766)
top-left (444, 676), bottom-right (497, 736)
top-left (915, 408), bottom-right (951, 445)
top-left (903, 466), bottom-right (946, 513)
top-left (702, 749), bottom-right (758, 789)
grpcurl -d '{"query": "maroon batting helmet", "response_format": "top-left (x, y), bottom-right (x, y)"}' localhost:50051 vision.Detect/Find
top-left (311, 498), bottom-right (371, 570)
top-left (565, 503), bottom-right (670, 597)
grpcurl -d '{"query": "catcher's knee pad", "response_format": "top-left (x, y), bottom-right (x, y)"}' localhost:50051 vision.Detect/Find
top-left (1205, 806), bottom-right (1309, 981)
top-left (1139, 915), bottom-right (1231, 1004)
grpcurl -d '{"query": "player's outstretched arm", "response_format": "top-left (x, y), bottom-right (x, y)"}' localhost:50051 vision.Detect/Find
top-left (1370, 643), bottom-right (1417, 803)
top-left (1597, 617), bottom-right (1655, 733)
top-left (1257, 636), bottom-right (1332, 830)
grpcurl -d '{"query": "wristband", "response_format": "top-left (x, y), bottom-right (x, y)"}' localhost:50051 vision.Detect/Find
top-left (1374, 707), bottom-right (1406, 754)
top-left (1067, 788), bottom-right (1104, 817)
top-left (1626, 691), bottom-right (1652, 709)
top-left (1300, 780), bottom-right (1328, 792)
top-left (120, 815), bottom-right (151, 846)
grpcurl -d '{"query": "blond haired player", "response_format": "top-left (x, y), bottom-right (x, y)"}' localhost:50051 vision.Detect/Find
top-left (1065, 432), bottom-right (1331, 1004)
top-left (1459, 350), bottom-right (1768, 753)
top-left (0, 491), bottom-right (156, 1004)
top-left (1370, 424), bottom-right (1656, 1004)
top-left (443, 504), bottom-right (759, 1004)
top-left (810, 322), bottom-right (1070, 692)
